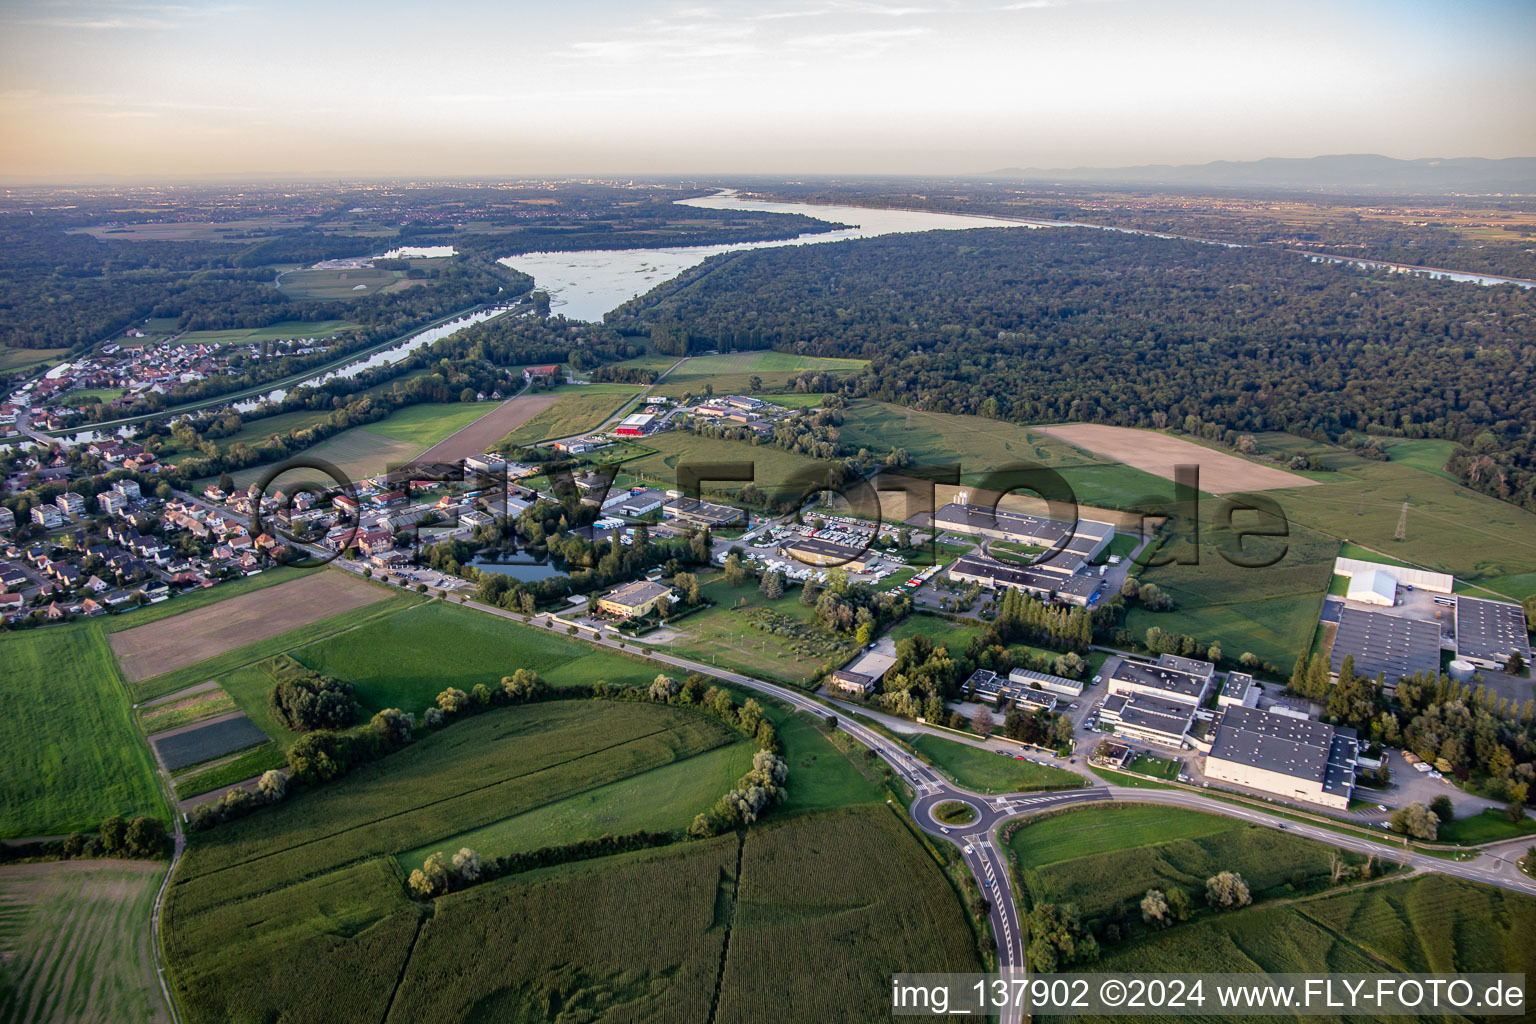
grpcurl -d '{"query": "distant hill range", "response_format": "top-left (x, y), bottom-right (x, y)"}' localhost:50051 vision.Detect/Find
top-left (985, 154), bottom-right (1536, 193)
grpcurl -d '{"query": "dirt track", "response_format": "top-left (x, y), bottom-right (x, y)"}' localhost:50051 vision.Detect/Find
top-left (415, 393), bottom-right (558, 463)
top-left (1037, 423), bottom-right (1317, 493)
top-left (109, 572), bottom-right (386, 682)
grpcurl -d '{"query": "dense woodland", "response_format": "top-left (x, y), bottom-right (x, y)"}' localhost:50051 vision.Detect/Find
top-left (738, 179), bottom-right (1536, 279)
top-left (618, 228), bottom-right (1536, 510)
top-left (0, 183), bottom-right (833, 353)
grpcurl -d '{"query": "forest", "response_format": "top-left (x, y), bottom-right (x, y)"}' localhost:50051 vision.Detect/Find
top-left (616, 227), bottom-right (1536, 511)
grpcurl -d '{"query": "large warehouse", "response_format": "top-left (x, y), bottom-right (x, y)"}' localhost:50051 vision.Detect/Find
top-left (1329, 607), bottom-right (1442, 686)
top-left (1205, 705), bottom-right (1358, 809)
top-left (1455, 596), bottom-right (1533, 670)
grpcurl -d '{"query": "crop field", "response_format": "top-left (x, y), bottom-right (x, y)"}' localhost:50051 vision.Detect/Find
top-left (0, 860), bottom-right (169, 1024)
top-left (71, 217), bottom-right (306, 241)
top-left (358, 400), bottom-right (507, 449)
top-left (716, 806), bottom-right (983, 1023)
top-left (127, 592), bottom-right (419, 704)
top-left (150, 714), bottom-right (269, 772)
top-left (1378, 437), bottom-right (1462, 483)
top-left (663, 577), bottom-right (858, 686)
top-left (173, 742), bottom-right (286, 801)
top-left (411, 393), bottom-right (559, 461)
top-left (291, 600), bottom-right (658, 714)
top-left (277, 267), bottom-right (416, 299)
top-left (909, 734), bottom-right (1083, 793)
top-left (175, 319), bottom-right (360, 347)
top-left (622, 431), bottom-right (829, 498)
top-left (57, 386), bottom-right (125, 403)
top-left (223, 426), bottom-right (422, 489)
top-left (649, 350), bottom-right (868, 399)
top-left (1124, 521), bottom-right (1338, 670)
top-left (110, 571), bottom-right (388, 683)
top-left (395, 738), bottom-right (756, 867)
top-left (0, 627), bottom-right (163, 837)
top-left (1072, 875), bottom-right (1536, 1008)
top-left (0, 345), bottom-right (71, 372)
top-left (102, 569), bottom-right (318, 636)
top-left (386, 838), bottom-right (737, 1024)
top-left (1038, 423), bottom-right (1317, 493)
top-left (1011, 804), bottom-right (1369, 924)
top-left (137, 685), bottom-right (237, 734)
top-left (494, 389), bottom-right (640, 447)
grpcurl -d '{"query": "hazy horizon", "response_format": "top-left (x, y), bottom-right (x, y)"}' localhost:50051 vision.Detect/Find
top-left (3, 0), bottom-right (1534, 182)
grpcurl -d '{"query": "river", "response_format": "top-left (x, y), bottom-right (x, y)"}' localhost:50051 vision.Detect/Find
top-left (499, 191), bottom-right (1532, 320)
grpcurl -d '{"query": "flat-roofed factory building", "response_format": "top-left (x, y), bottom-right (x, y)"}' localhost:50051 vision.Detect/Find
top-left (1330, 607), bottom-right (1442, 686)
top-left (1205, 704), bottom-right (1358, 810)
top-left (1455, 596), bottom-right (1533, 670)
top-left (781, 536), bottom-right (876, 571)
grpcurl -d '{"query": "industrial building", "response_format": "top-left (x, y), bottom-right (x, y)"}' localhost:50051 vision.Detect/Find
top-left (1455, 596), bottom-right (1533, 670)
top-left (1007, 666), bottom-right (1085, 698)
top-left (963, 668), bottom-right (1063, 712)
top-left (829, 638), bottom-right (898, 694)
top-left (615, 413), bottom-right (656, 437)
top-left (947, 554), bottom-right (1103, 607)
top-left (780, 536), bottom-right (876, 571)
top-left (595, 580), bottom-right (674, 620)
top-left (662, 497), bottom-right (746, 528)
top-left (939, 503), bottom-right (1115, 608)
top-left (1345, 568), bottom-right (1398, 607)
top-left (1205, 705), bottom-right (1358, 810)
top-left (1330, 607), bottom-right (1442, 685)
top-left (1092, 653), bottom-right (1216, 748)
top-left (1218, 671), bottom-right (1259, 708)
top-left (1097, 691), bottom-right (1196, 748)
top-left (1333, 556), bottom-right (1453, 594)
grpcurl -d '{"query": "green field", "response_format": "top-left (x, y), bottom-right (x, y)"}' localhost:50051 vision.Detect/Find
top-left (1378, 437), bottom-right (1463, 482)
top-left (1075, 875), bottom-right (1536, 1002)
top-left (0, 861), bottom-right (169, 1024)
top-left (621, 431), bottom-right (829, 499)
top-left (277, 268), bottom-right (414, 300)
top-left (128, 592), bottom-right (420, 704)
top-left (225, 425), bottom-right (422, 489)
top-left (57, 387), bottom-right (125, 403)
top-left (1011, 804), bottom-right (1375, 925)
top-left (840, 400), bottom-right (1180, 510)
top-left (172, 741), bottom-right (287, 800)
top-left (908, 734), bottom-right (1083, 793)
top-left (1124, 522), bottom-right (1338, 670)
top-left (0, 346), bottom-right (70, 373)
top-left (1435, 808), bottom-right (1536, 845)
top-left (0, 627), bottom-right (165, 836)
top-left (176, 319), bottom-right (360, 347)
top-left (138, 686), bottom-right (237, 734)
top-left (498, 388), bottom-right (641, 446)
top-left (663, 576), bottom-right (858, 686)
top-left (649, 350), bottom-right (867, 399)
top-left (395, 739), bottom-right (757, 867)
top-left (291, 600), bottom-right (659, 714)
top-left (162, 695), bottom-right (929, 1024)
top-left (358, 401), bottom-right (497, 446)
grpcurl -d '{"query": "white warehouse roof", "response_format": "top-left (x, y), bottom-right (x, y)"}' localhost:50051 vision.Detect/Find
top-left (1346, 568), bottom-right (1397, 607)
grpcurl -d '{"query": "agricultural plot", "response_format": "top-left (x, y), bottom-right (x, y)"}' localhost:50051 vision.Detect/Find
top-left (358, 400), bottom-right (508, 448)
top-left (1037, 423), bottom-right (1317, 492)
top-left (1080, 875), bottom-right (1536, 991)
top-left (101, 567), bottom-right (316, 634)
top-left (0, 345), bottom-right (71, 372)
top-left (495, 388), bottom-right (640, 447)
top-left (226, 425), bottom-right (424, 489)
top-left (838, 401), bottom-right (1181, 512)
top-left (908, 734), bottom-right (1083, 793)
top-left (173, 742), bottom-right (286, 802)
top-left (137, 685), bottom-right (237, 734)
top-left (0, 860), bottom-right (169, 1024)
top-left (649, 350), bottom-right (867, 399)
top-left (291, 600), bottom-right (657, 713)
top-left (394, 739), bottom-right (756, 868)
top-left (1123, 521), bottom-right (1338, 670)
top-left (128, 592), bottom-right (418, 704)
top-left (110, 571), bottom-right (388, 683)
top-left (622, 431), bottom-right (829, 499)
top-left (715, 806), bottom-right (983, 1024)
top-left (175, 319), bottom-right (359, 347)
top-left (1011, 804), bottom-right (1371, 925)
top-left (411, 393), bottom-right (558, 461)
top-left (71, 218), bottom-right (305, 241)
top-left (0, 627), bottom-right (163, 837)
top-left (150, 714), bottom-right (269, 772)
top-left (276, 267), bottom-right (415, 299)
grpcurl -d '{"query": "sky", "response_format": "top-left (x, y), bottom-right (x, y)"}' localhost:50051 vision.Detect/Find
top-left (1, 0), bottom-right (1533, 180)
